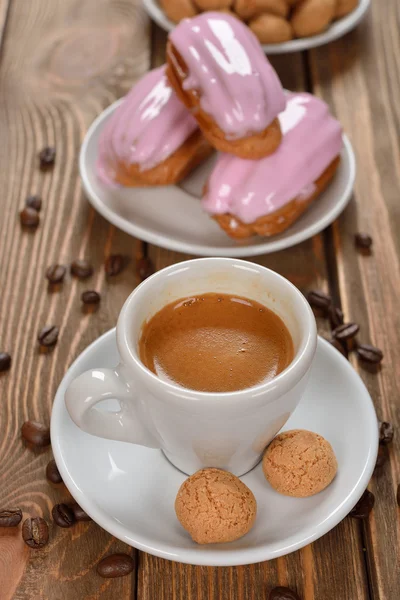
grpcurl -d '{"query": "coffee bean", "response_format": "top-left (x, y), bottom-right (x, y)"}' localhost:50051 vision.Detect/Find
top-left (349, 489), bottom-right (375, 519)
top-left (0, 508), bottom-right (22, 527)
top-left (329, 338), bottom-right (346, 357)
top-left (329, 306), bottom-right (344, 329)
top-left (379, 421), bottom-right (394, 445)
top-left (39, 146), bottom-right (56, 170)
top-left (52, 503), bottom-right (76, 528)
top-left (357, 344), bottom-right (383, 365)
top-left (307, 290), bottom-right (331, 312)
top-left (333, 322), bottom-right (359, 341)
top-left (71, 259), bottom-right (93, 279)
top-left (374, 445), bottom-right (387, 471)
top-left (269, 587), bottom-right (301, 600)
top-left (26, 195), bottom-right (42, 211)
top-left (355, 233), bottom-right (373, 250)
top-left (38, 325), bottom-right (59, 347)
top-left (105, 254), bottom-right (126, 276)
top-left (0, 352), bottom-right (11, 372)
top-left (46, 264), bottom-right (66, 284)
top-left (21, 421), bottom-right (50, 447)
top-left (136, 257), bottom-right (154, 281)
top-left (97, 553), bottom-right (134, 578)
top-left (22, 517), bottom-right (49, 549)
top-left (70, 503), bottom-right (91, 522)
top-left (81, 290), bottom-right (101, 305)
top-left (20, 207), bottom-right (39, 228)
top-left (397, 484), bottom-right (400, 507)
top-left (46, 459), bottom-right (62, 484)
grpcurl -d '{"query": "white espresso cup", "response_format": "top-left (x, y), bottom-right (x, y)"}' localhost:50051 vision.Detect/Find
top-left (65, 258), bottom-right (317, 476)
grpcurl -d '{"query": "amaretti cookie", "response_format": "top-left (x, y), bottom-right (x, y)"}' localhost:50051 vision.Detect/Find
top-left (96, 65), bottom-right (212, 187)
top-left (202, 92), bottom-right (343, 238)
top-left (335, 0), bottom-right (359, 18)
top-left (175, 468), bottom-right (257, 544)
top-left (166, 12), bottom-right (286, 159)
top-left (262, 429), bottom-right (338, 497)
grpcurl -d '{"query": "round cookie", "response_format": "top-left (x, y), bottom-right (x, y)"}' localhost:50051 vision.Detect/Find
top-left (175, 468), bottom-right (257, 544)
top-left (262, 429), bottom-right (337, 497)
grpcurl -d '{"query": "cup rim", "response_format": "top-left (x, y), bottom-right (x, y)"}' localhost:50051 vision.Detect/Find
top-left (117, 258), bottom-right (317, 400)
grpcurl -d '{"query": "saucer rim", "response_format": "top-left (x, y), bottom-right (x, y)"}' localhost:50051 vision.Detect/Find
top-left (51, 328), bottom-right (378, 566)
top-left (79, 101), bottom-right (356, 258)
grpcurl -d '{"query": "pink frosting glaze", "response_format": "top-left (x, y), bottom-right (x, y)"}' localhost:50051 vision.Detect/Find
top-left (96, 65), bottom-right (198, 185)
top-left (169, 12), bottom-right (285, 139)
top-left (202, 92), bottom-right (343, 224)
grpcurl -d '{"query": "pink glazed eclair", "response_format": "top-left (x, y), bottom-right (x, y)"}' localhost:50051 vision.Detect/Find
top-left (96, 65), bottom-right (212, 187)
top-left (202, 92), bottom-right (343, 238)
top-left (166, 12), bottom-right (286, 159)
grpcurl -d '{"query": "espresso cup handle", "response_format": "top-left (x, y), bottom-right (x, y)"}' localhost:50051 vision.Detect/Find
top-left (64, 366), bottom-right (160, 448)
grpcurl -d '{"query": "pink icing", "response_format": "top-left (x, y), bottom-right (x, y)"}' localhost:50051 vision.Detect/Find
top-left (170, 12), bottom-right (285, 139)
top-left (202, 92), bottom-right (343, 224)
top-left (96, 65), bottom-right (198, 184)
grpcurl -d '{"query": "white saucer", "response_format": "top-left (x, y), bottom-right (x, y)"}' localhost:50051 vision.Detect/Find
top-left (142, 0), bottom-right (370, 54)
top-left (80, 101), bottom-right (356, 257)
top-left (51, 329), bottom-right (378, 566)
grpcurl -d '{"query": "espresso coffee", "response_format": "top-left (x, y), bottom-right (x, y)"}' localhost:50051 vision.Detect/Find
top-left (139, 293), bottom-right (294, 393)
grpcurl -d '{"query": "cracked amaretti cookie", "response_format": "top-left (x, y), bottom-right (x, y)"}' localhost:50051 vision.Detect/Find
top-left (262, 429), bottom-right (338, 497)
top-left (175, 468), bottom-right (257, 544)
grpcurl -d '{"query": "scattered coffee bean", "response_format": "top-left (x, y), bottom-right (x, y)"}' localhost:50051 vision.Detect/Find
top-left (20, 207), bottom-right (39, 228)
top-left (46, 459), bottom-right (63, 484)
top-left (21, 421), bottom-right (50, 447)
top-left (355, 233), bottom-right (373, 250)
top-left (329, 338), bottom-right (346, 357)
top-left (357, 344), bottom-right (383, 365)
top-left (105, 254), bottom-right (126, 277)
top-left (136, 257), bottom-right (154, 281)
top-left (269, 587), bottom-right (301, 600)
top-left (52, 503), bottom-right (76, 528)
top-left (374, 445), bottom-right (387, 471)
top-left (46, 264), bottom-right (66, 284)
top-left (397, 484), bottom-right (400, 507)
top-left (307, 290), bottom-right (331, 312)
top-left (38, 325), bottom-right (59, 347)
top-left (0, 352), bottom-right (11, 372)
top-left (81, 290), bottom-right (101, 305)
top-left (22, 517), bottom-right (49, 549)
top-left (71, 503), bottom-right (91, 522)
top-left (379, 421), bottom-right (394, 445)
top-left (349, 489), bottom-right (375, 519)
top-left (39, 146), bottom-right (56, 170)
top-left (333, 322), bottom-right (359, 341)
top-left (97, 553), bottom-right (135, 578)
top-left (71, 259), bottom-right (93, 279)
top-left (329, 306), bottom-right (344, 329)
top-left (0, 508), bottom-right (22, 527)
top-left (25, 195), bottom-right (42, 212)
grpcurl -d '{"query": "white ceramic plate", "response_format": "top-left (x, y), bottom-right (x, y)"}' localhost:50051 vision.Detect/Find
top-left (142, 0), bottom-right (370, 54)
top-left (80, 101), bottom-right (356, 257)
top-left (51, 330), bottom-right (378, 567)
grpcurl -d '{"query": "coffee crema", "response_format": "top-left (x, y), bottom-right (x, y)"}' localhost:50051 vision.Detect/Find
top-left (139, 293), bottom-right (294, 393)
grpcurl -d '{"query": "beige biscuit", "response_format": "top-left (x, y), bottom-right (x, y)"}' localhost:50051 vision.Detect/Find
top-left (108, 129), bottom-right (212, 187)
top-left (193, 0), bottom-right (233, 10)
top-left (335, 0), bottom-right (358, 18)
top-left (166, 42), bottom-right (283, 159)
top-left (249, 13), bottom-right (293, 44)
top-left (262, 429), bottom-right (338, 497)
top-left (160, 0), bottom-right (197, 23)
top-left (234, 0), bottom-right (289, 20)
top-left (291, 0), bottom-right (336, 38)
top-left (175, 468), bottom-right (257, 544)
top-left (212, 156), bottom-right (340, 239)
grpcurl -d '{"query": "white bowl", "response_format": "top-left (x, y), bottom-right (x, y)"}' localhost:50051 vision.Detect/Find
top-left (142, 0), bottom-right (370, 54)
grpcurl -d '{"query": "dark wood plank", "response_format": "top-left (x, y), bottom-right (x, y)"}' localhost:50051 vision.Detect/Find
top-left (0, 0), bottom-right (150, 597)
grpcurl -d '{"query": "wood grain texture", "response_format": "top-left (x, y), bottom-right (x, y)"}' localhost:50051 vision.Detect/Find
top-left (0, 0), bottom-right (150, 597)
top-left (310, 3), bottom-right (400, 598)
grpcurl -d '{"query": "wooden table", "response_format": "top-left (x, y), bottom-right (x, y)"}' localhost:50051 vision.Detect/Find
top-left (0, 0), bottom-right (399, 598)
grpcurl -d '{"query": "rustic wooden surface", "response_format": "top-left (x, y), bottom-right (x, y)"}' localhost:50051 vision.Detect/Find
top-left (0, 0), bottom-right (398, 599)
